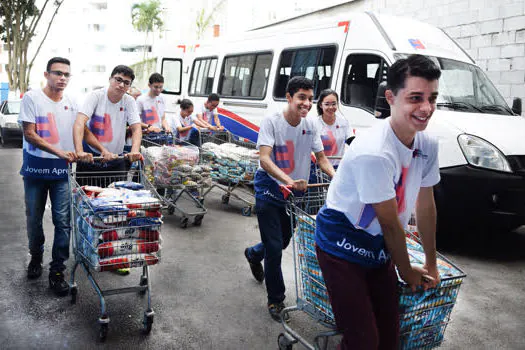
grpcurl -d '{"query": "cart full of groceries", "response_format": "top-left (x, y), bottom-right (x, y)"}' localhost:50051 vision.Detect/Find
top-left (277, 184), bottom-right (466, 350)
top-left (69, 161), bottom-right (163, 341)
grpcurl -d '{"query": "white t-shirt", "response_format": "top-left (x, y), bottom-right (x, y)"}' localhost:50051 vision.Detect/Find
top-left (79, 88), bottom-right (141, 154)
top-left (136, 94), bottom-right (165, 129)
top-left (325, 119), bottom-right (440, 236)
top-left (19, 89), bottom-right (78, 179)
top-left (257, 111), bottom-right (324, 184)
top-left (172, 112), bottom-right (196, 142)
top-left (311, 114), bottom-right (353, 166)
top-left (196, 104), bottom-right (216, 125)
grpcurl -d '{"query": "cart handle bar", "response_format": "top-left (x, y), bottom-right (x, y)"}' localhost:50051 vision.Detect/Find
top-left (279, 183), bottom-right (330, 200)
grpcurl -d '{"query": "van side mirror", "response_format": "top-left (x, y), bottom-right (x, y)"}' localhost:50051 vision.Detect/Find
top-left (512, 97), bottom-right (522, 116)
top-left (374, 82), bottom-right (390, 119)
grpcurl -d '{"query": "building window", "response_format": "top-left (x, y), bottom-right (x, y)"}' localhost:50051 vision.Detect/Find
top-left (88, 24), bottom-right (105, 32)
top-left (219, 52), bottom-right (272, 99)
top-left (83, 64), bottom-right (106, 73)
top-left (273, 46), bottom-right (336, 100)
top-left (120, 45), bottom-right (151, 53)
top-left (189, 57), bottom-right (218, 96)
top-left (91, 2), bottom-right (107, 10)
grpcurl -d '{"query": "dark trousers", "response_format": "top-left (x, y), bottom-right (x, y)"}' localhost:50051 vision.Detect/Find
top-left (246, 199), bottom-right (292, 304)
top-left (316, 246), bottom-right (399, 350)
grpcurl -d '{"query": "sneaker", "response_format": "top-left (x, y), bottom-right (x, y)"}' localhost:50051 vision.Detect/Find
top-left (244, 248), bottom-right (264, 283)
top-left (113, 268), bottom-right (130, 275)
top-left (49, 272), bottom-right (69, 297)
top-left (27, 256), bottom-right (43, 279)
top-left (268, 302), bottom-right (290, 323)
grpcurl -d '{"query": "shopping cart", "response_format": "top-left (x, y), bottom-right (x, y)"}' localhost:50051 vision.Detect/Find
top-left (200, 132), bottom-right (258, 216)
top-left (68, 158), bottom-right (163, 341)
top-left (277, 184), bottom-right (466, 350)
top-left (140, 133), bottom-right (208, 228)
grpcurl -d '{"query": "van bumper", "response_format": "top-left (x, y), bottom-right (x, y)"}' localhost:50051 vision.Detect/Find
top-left (438, 165), bottom-right (525, 225)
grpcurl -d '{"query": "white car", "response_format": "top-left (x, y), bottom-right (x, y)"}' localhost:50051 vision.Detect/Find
top-left (0, 99), bottom-right (22, 145)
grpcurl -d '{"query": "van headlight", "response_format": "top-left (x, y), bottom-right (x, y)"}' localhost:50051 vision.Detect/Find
top-left (458, 134), bottom-right (512, 172)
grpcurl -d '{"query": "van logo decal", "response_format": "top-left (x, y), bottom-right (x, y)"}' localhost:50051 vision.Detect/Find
top-left (409, 39), bottom-right (425, 49)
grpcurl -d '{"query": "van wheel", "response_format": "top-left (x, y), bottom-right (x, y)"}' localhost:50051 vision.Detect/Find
top-left (0, 128), bottom-right (5, 146)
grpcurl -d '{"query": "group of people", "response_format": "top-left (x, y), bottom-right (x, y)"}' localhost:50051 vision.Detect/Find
top-left (21, 54), bottom-right (442, 349)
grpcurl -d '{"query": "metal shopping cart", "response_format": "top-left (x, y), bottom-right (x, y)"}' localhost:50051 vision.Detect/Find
top-left (140, 133), bottom-right (208, 228)
top-left (68, 158), bottom-right (163, 341)
top-left (200, 132), bottom-right (258, 216)
top-left (277, 184), bottom-right (466, 350)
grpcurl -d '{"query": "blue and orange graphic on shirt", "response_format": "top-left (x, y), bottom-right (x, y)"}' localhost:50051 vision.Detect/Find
top-left (356, 167), bottom-right (408, 228)
top-left (321, 130), bottom-right (338, 156)
top-left (274, 141), bottom-right (295, 174)
top-left (142, 106), bottom-right (159, 125)
top-left (89, 113), bottom-right (113, 143)
top-left (30, 113), bottom-right (59, 150)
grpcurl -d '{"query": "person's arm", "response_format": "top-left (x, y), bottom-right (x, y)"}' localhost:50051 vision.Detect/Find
top-left (196, 113), bottom-right (214, 129)
top-left (259, 145), bottom-right (307, 192)
top-left (125, 123), bottom-right (142, 162)
top-left (415, 186), bottom-right (440, 287)
top-left (73, 113), bottom-right (95, 162)
top-left (373, 198), bottom-right (433, 291)
top-left (161, 112), bottom-right (171, 133)
top-left (177, 125), bottom-right (193, 133)
top-left (213, 113), bottom-right (224, 130)
top-left (22, 122), bottom-right (76, 162)
top-left (314, 150), bottom-right (335, 178)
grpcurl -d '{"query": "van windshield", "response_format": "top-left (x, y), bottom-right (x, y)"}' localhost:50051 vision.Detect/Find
top-left (430, 56), bottom-right (512, 115)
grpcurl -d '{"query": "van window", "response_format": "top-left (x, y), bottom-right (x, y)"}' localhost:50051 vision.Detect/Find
top-left (189, 57), bottom-right (218, 96)
top-left (218, 52), bottom-right (272, 99)
top-left (161, 58), bottom-right (182, 95)
top-left (274, 46), bottom-right (336, 100)
top-left (341, 54), bottom-right (387, 111)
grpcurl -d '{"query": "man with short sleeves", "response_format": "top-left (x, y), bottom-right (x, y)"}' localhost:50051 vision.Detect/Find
top-left (136, 73), bottom-right (169, 133)
top-left (20, 57), bottom-right (78, 296)
top-left (194, 93), bottom-right (224, 131)
top-left (73, 65), bottom-right (142, 169)
top-left (244, 77), bottom-right (335, 322)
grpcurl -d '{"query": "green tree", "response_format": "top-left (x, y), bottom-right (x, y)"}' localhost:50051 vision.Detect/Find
top-left (195, 0), bottom-right (226, 40)
top-left (0, 0), bottom-right (65, 93)
top-left (131, 0), bottom-right (164, 61)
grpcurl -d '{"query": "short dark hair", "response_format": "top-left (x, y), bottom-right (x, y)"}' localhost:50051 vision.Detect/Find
top-left (207, 93), bottom-right (220, 102)
top-left (110, 65), bottom-right (135, 81)
top-left (149, 73), bottom-right (164, 84)
top-left (286, 76), bottom-right (314, 97)
top-left (316, 89), bottom-right (339, 115)
top-left (46, 57), bottom-right (70, 72)
top-left (387, 55), bottom-right (441, 95)
top-left (180, 98), bottom-right (193, 110)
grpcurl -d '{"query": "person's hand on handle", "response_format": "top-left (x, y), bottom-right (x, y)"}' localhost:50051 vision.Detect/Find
top-left (125, 152), bottom-right (143, 163)
top-left (150, 126), bottom-right (162, 133)
top-left (164, 126), bottom-right (172, 133)
top-left (423, 263), bottom-right (440, 288)
top-left (399, 264), bottom-right (434, 292)
top-left (77, 151), bottom-right (94, 163)
top-left (101, 149), bottom-right (118, 163)
top-left (59, 151), bottom-right (77, 163)
top-left (291, 179), bottom-right (308, 193)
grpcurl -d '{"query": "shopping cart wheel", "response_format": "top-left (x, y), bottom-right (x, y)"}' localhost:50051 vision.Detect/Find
top-left (168, 206), bottom-right (175, 215)
top-left (70, 286), bottom-right (78, 304)
top-left (180, 217), bottom-right (189, 228)
top-left (241, 206), bottom-right (252, 216)
top-left (193, 214), bottom-right (204, 226)
top-left (278, 333), bottom-right (294, 350)
top-left (221, 194), bottom-right (230, 204)
top-left (143, 313), bottom-right (154, 334)
top-left (99, 323), bottom-right (108, 342)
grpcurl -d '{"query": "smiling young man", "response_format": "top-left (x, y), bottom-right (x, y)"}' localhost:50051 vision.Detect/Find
top-left (136, 73), bottom-right (169, 133)
top-left (19, 57), bottom-right (78, 296)
top-left (73, 65), bottom-right (142, 168)
top-left (314, 55), bottom-right (442, 349)
top-left (194, 93), bottom-right (224, 131)
top-left (244, 76), bottom-right (335, 322)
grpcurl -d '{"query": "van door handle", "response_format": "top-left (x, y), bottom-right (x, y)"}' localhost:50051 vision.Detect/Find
top-left (222, 101), bottom-right (268, 109)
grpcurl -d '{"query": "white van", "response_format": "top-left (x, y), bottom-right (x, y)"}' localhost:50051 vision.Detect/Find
top-left (158, 12), bottom-right (524, 233)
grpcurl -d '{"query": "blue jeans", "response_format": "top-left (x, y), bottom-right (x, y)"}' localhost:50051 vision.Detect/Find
top-left (246, 198), bottom-right (293, 304)
top-left (24, 177), bottom-right (70, 273)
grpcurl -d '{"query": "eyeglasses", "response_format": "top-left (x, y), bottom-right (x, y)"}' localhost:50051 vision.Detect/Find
top-left (322, 102), bottom-right (337, 107)
top-left (113, 76), bottom-right (132, 86)
top-left (49, 70), bottom-right (71, 78)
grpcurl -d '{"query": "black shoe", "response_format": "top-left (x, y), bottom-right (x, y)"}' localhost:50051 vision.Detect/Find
top-left (268, 302), bottom-right (290, 323)
top-left (49, 271), bottom-right (69, 297)
top-left (244, 248), bottom-right (264, 283)
top-left (27, 256), bottom-right (43, 279)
